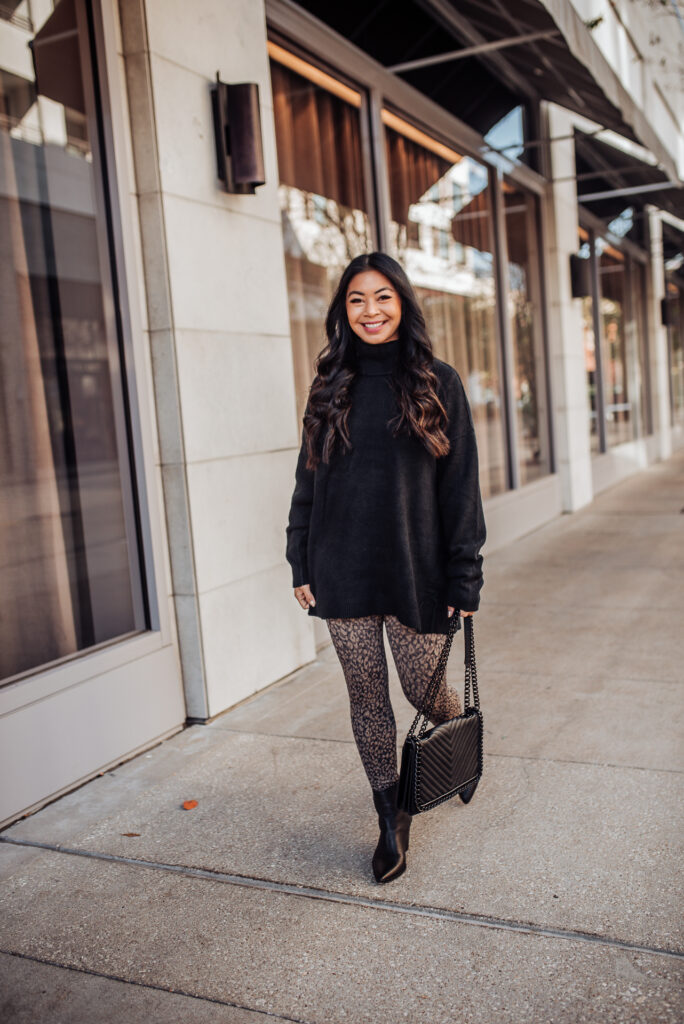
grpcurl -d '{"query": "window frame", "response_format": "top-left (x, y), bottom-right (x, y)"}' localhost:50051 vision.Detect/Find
top-left (0, 0), bottom-right (152, 685)
top-left (267, 30), bottom-right (381, 250)
top-left (89, 0), bottom-right (174, 645)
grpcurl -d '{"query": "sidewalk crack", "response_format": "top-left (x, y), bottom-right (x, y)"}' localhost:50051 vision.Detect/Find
top-left (1, 836), bottom-right (681, 962)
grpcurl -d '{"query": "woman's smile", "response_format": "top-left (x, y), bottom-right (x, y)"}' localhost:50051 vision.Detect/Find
top-left (346, 269), bottom-right (402, 345)
top-left (362, 319), bottom-right (388, 334)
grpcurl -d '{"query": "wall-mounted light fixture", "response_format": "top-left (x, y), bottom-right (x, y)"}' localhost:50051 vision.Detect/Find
top-left (211, 75), bottom-right (265, 194)
top-left (569, 253), bottom-right (592, 298)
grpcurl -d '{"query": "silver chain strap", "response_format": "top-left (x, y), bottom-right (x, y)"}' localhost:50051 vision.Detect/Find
top-left (407, 614), bottom-right (478, 740)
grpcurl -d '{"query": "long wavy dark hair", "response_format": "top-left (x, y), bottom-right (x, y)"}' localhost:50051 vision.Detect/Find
top-left (302, 252), bottom-right (451, 470)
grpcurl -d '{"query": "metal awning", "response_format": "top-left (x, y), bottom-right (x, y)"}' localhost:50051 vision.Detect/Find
top-left (574, 130), bottom-right (684, 222)
top-left (535, 0), bottom-right (677, 180)
top-left (288, 0), bottom-right (679, 180)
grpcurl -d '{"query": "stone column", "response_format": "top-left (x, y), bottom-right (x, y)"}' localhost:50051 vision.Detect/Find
top-left (540, 103), bottom-right (594, 512)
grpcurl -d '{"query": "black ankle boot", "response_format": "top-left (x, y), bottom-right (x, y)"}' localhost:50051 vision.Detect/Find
top-left (371, 781), bottom-right (411, 883)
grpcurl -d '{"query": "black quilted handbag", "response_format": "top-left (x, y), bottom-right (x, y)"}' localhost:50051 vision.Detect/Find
top-left (398, 613), bottom-right (483, 815)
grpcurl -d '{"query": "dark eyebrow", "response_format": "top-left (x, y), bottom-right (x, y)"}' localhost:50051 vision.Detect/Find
top-left (347, 287), bottom-right (395, 297)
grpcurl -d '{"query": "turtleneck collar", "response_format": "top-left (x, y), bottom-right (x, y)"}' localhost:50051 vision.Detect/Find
top-left (353, 335), bottom-right (401, 376)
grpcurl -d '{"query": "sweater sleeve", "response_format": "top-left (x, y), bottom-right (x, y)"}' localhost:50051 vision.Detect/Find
top-left (285, 419), bottom-right (315, 588)
top-left (436, 369), bottom-right (487, 612)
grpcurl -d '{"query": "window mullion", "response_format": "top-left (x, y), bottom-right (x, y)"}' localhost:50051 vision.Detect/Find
top-left (491, 166), bottom-right (519, 491)
top-left (590, 233), bottom-right (608, 453)
top-left (366, 88), bottom-right (392, 253)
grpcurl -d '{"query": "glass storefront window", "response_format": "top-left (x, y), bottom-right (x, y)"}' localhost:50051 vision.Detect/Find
top-left (269, 44), bottom-right (372, 420)
top-left (503, 181), bottom-right (549, 484)
top-left (580, 230), bottom-right (650, 453)
top-left (383, 110), bottom-right (506, 498)
top-left (270, 47), bottom-right (553, 496)
top-left (1, 1), bottom-right (146, 680)
top-left (598, 243), bottom-right (630, 447)
top-left (578, 231), bottom-right (600, 452)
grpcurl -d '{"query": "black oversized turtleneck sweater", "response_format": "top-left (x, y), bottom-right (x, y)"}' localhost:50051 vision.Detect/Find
top-left (285, 335), bottom-right (486, 634)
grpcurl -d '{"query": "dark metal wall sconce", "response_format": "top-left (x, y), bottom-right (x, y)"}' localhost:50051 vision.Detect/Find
top-left (569, 253), bottom-right (592, 298)
top-left (211, 75), bottom-right (265, 194)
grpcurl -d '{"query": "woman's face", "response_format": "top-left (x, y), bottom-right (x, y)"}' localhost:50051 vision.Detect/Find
top-left (345, 270), bottom-right (402, 345)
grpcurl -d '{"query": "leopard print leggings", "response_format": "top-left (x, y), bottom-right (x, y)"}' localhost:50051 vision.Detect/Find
top-left (326, 614), bottom-right (462, 792)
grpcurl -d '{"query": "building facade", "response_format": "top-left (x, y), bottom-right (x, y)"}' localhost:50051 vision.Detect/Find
top-left (1, 0), bottom-right (683, 825)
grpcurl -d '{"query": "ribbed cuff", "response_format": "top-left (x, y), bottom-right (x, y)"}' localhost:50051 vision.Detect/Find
top-left (445, 582), bottom-right (480, 612)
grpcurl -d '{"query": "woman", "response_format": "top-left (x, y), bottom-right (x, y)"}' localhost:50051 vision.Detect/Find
top-left (285, 252), bottom-right (486, 884)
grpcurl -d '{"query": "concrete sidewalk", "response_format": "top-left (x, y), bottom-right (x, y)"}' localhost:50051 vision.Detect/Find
top-left (1, 454), bottom-right (683, 1023)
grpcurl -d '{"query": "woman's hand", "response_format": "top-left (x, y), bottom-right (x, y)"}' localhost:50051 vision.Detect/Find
top-left (294, 584), bottom-right (316, 610)
top-left (448, 606), bottom-right (474, 618)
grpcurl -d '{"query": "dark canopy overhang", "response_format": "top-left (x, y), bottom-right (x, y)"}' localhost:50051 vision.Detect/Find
top-left (534, 0), bottom-right (677, 180)
top-left (662, 221), bottom-right (684, 287)
top-left (663, 221), bottom-right (684, 265)
top-left (575, 130), bottom-right (684, 225)
top-left (287, 0), bottom-right (678, 180)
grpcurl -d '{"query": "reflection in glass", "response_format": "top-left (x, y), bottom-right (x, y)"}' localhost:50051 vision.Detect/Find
top-left (598, 244), bottom-right (629, 446)
top-left (0, 0), bottom-right (145, 679)
top-left (503, 182), bottom-right (549, 483)
top-left (598, 241), bottom-right (643, 448)
top-left (269, 52), bottom-right (372, 421)
top-left (384, 113), bottom-right (506, 498)
top-left (484, 106), bottom-right (525, 163)
top-left (583, 294), bottom-right (600, 453)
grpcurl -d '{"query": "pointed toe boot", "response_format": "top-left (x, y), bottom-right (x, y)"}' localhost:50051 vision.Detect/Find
top-left (371, 781), bottom-right (412, 883)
